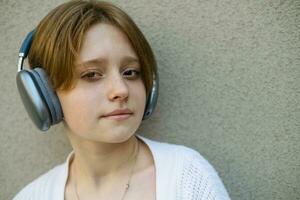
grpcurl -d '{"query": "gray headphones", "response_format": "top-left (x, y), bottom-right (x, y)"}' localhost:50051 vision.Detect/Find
top-left (16, 30), bottom-right (159, 131)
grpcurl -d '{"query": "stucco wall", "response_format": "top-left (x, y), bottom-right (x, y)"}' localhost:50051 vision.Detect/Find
top-left (1, 0), bottom-right (299, 199)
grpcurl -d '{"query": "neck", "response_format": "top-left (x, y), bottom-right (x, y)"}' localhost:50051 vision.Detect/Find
top-left (66, 132), bottom-right (139, 187)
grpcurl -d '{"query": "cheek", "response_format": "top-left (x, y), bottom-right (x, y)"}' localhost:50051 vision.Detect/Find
top-left (130, 82), bottom-right (147, 114)
top-left (58, 90), bottom-right (99, 128)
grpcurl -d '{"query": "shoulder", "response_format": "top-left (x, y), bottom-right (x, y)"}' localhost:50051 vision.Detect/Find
top-left (152, 140), bottom-right (219, 179)
top-left (13, 163), bottom-right (66, 200)
top-left (138, 135), bottom-right (230, 199)
top-left (138, 134), bottom-right (198, 158)
top-left (174, 145), bottom-right (230, 199)
top-left (139, 134), bottom-right (208, 165)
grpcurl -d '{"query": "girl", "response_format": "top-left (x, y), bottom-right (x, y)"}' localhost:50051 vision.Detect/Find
top-left (14, 1), bottom-right (230, 199)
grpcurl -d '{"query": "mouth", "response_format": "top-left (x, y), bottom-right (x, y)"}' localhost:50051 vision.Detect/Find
top-left (101, 108), bottom-right (133, 121)
top-left (102, 113), bottom-right (133, 121)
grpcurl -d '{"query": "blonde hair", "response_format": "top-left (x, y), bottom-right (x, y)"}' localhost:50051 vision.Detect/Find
top-left (28, 0), bottom-right (156, 97)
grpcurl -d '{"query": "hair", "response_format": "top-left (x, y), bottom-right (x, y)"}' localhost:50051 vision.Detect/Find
top-left (28, 0), bottom-right (156, 97)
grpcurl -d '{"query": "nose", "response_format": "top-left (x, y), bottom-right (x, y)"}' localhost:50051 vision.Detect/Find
top-left (107, 72), bottom-right (129, 102)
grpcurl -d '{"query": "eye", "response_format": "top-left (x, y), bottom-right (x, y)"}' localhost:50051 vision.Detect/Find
top-left (123, 69), bottom-right (141, 79)
top-left (81, 71), bottom-right (103, 81)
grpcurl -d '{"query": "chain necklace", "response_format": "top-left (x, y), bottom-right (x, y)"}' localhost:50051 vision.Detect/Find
top-left (73, 138), bottom-right (140, 200)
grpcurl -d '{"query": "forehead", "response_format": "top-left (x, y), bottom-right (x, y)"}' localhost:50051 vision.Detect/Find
top-left (77, 23), bottom-right (138, 65)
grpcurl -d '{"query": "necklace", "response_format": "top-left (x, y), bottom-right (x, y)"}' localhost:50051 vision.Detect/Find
top-left (73, 138), bottom-right (140, 200)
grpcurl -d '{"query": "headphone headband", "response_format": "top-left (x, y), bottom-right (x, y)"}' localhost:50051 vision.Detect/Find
top-left (18, 30), bottom-right (35, 72)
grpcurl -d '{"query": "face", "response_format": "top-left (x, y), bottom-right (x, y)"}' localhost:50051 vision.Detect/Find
top-left (57, 23), bottom-right (146, 144)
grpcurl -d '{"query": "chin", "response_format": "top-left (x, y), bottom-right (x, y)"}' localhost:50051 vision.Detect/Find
top-left (102, 130), bottom-right (136, 144)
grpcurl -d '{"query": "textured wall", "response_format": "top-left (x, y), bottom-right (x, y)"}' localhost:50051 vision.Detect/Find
top-left (1, 0), bottom-right (299, 199)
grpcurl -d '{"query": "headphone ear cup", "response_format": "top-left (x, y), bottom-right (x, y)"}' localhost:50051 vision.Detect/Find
top-left (16, 70), bottom-right (52, 131)
top-left (16, 67), bottom-right (63, 131)
top-left (143, 73), bottom-right (159, 120)
top-left (31, 68), bottom-right (63, 124)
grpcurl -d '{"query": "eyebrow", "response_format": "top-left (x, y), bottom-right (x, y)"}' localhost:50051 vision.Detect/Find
top-left (122, 56), bottom-right (140, 64)
top-left (77, 58), bottom-right (106, 69)
top-left (77, 56), bottom-right (139, 69)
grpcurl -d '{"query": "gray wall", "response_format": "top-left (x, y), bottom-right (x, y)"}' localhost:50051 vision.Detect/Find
top-left (1, 0), bottom-right (299, 199)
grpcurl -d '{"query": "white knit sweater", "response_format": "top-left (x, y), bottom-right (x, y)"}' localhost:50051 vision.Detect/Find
top-left (13, 135), bottom-right (230, 200)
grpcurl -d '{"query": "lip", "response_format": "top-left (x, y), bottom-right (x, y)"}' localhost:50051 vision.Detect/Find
top-left (102, 113), bottom-right (132, 121)
top-left (102, 108), bottom-right (133, 118)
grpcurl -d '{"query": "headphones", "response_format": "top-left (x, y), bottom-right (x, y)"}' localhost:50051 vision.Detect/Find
top-left (16, 30), bottom-right (159, 131)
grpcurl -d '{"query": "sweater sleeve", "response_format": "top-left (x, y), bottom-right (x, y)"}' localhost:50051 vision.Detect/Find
top-left (12, 163), bottom-right (66, 200)
top-left (177, 147), bottom-right (230, 200)
top-left (13, 181), bottom-right (37, 200)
